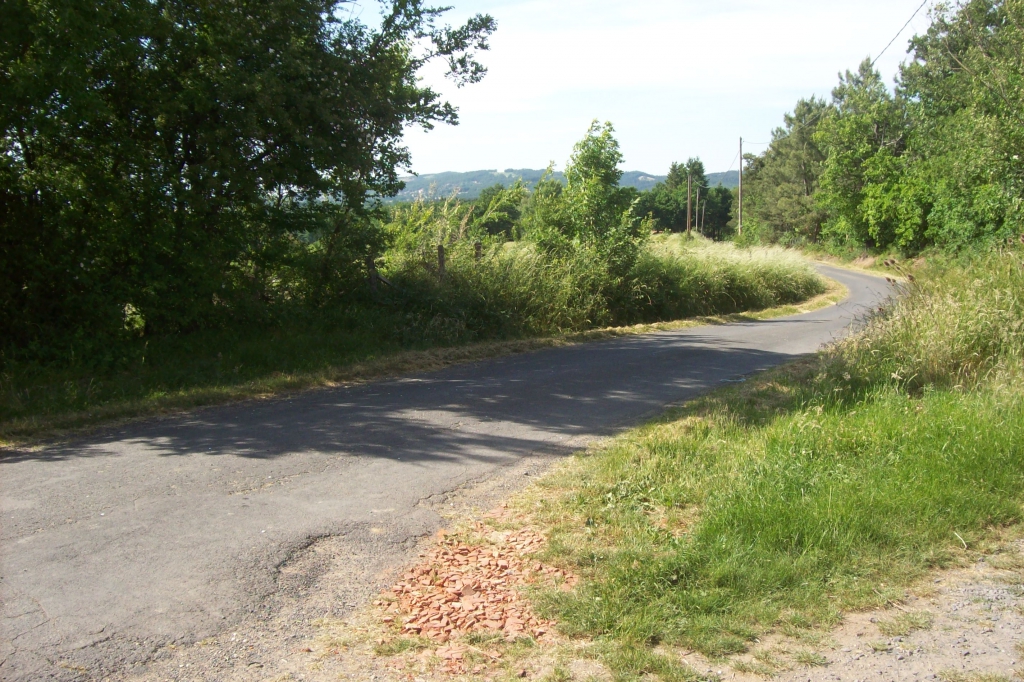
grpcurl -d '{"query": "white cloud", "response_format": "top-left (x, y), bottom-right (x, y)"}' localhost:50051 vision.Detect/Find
top-left (401, 0), bottom-right (933, 174)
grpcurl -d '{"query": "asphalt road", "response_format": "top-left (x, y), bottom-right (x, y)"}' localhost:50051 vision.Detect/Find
top-left (0, 265), bottom-right (892, 681)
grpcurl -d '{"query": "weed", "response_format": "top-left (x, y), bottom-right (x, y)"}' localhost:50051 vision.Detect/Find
top-left (373, 636), bottom-right (429, 656)
top-left (593, 641), bottom-right (707, 682)
top-left (987, 552), bottom-right (1024, 572)
top-left (869, 640), bottom-right (892, 653)
top-left (876, 612), bottom-right (934, 637)
top-left (732, 659), bottom-right (777, 676)
top-left (793, 650), bottom-right (828, 667)
top-left (938, 671), bottom-right (1016, 682)
top-left (539, 667), bottom-right (572, 682)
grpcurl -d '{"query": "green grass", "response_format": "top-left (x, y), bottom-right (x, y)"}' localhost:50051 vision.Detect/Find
top-left (0, 237), bottom-right (826, 445)
top-left (826, 250), bottom-right (1024, 392)
top-left (517, 248), bottom-right (1024, 678)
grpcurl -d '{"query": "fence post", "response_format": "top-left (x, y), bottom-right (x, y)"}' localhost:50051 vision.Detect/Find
top-left (474, 241), bottom-right (482, 261)
top-left (437, 244), bottom-right (445, 282)
top-left (365, 255), bottom-right (378, 292)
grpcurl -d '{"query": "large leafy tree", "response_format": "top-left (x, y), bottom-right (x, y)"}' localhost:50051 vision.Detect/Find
top-left (634, 184), bottom-right (684, 231)
top-left (701, 185), bottom-right (734, 240)
top-left (472, 181), bottom-right (527, 238)
top-left (895, 0), bottom-right (1024, 249)
top-left (0, 0), bottom-right (495, 354)
top-left (523, 122), bottom-right (646, 278)
top-left (563, 121), bottom-right (632, 239)
top-left (814, 59), bottom-right (910, 248)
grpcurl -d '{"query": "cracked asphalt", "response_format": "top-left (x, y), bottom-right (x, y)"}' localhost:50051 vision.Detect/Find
top-left (0, 265), bottom-right (892, 681)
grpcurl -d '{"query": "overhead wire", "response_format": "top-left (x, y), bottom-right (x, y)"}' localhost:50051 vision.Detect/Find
top-left (871, 0), bottom-right (930, 68)
top-left (721, 148), bottom-right (740, 176)
top-left (753, 1), bottom-right (930, 148)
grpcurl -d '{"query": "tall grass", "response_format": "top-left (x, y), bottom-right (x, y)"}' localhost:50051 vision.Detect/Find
top-left (824, 250), bottom-right (1024, 391)
top-left (381, 234), bottom-right (826, 341)
top-left (621, 238), bottom-right (825, 323)
top-left (528, 247), bottom-right (1024, 677)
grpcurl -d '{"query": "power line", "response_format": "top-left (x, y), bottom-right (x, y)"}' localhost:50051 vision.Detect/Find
top-left (871, 0), bottom-right (930, 68)
top-left (720, 149), bottom-right (740, 175)
top-left (747, 2), bottom-right (928, 155)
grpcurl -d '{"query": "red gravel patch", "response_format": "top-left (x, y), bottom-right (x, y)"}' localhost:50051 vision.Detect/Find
top-left (381, 523), bottom-right (577, 648)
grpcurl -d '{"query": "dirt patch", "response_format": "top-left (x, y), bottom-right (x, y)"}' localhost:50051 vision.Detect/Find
top-left (681, 544), bottom-right (1024, 681)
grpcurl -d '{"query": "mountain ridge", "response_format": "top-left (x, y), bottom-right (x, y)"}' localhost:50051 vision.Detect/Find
top-left (391, 169), bottom-right (739, 201)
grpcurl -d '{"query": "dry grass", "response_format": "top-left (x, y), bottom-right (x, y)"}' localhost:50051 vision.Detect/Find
top-left (876, 611), bottom-right (934, 637)
top-left (938, 671), bottom-right (1017, 682)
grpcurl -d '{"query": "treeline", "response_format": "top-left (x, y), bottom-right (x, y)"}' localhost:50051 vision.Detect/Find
top-left (430, 157), bottom-right (736, 242)
top-left (742, 0), bottom-right (1023, 252)
top-left (634, 160), bottom-right (734, 239)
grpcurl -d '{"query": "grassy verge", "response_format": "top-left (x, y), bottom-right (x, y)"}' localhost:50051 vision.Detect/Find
top-left (0, 241), bottom-right (833, 447)
top-left (501, 248), bottom-right (1024, 680)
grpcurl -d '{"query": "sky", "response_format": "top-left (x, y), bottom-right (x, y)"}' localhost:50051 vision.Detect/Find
top-left (385, 0), bottom-right (934, 175)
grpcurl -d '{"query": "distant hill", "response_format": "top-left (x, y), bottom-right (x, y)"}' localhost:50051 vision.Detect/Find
top-left (707, 171), bottom-right (739, 189)
top-left (390, 168), bottom-right (739, 202)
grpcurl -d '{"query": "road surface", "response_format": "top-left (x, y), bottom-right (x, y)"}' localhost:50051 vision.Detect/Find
top-left (0, 265), bottom-right (891, 680)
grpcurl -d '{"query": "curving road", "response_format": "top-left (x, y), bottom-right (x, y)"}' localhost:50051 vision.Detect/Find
top-left (0, 265), bottom-right (892, 681)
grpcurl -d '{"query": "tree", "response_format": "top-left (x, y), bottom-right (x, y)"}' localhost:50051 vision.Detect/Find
top-left (743, 97), bottom-right (830, 243)
top-left (0, 0), bottom-right (496, 354)
top-left (814, 59), bottom-right (910, 247)
top-left (666, 162), bottom-right (686, 191)
top-left (563, 121), bottom-right (634, 241)
top-left (521, 122), bottom-right (647, 279)
top-left (473, 182), bottom-right (526, 238)
top-left (683, 158), bottom-right (709, 194)
top-left (636, 157), bottom-right (710, 232)
top-left (634, 184), bottom-right (684, 231)
top-left (894, 0), bottom-right (1024, 249)
top-left (701, 185), bottom-right (734, 240)
top-left (734, 0), bottom-right (1023, 253)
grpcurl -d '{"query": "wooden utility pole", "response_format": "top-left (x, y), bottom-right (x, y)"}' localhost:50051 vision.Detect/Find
top-left (694, 187), bottom-right (701, 236)
top-left (686, 173), bottom-right (693, 235)
top-left (738, 137), bottom-right (743, 237)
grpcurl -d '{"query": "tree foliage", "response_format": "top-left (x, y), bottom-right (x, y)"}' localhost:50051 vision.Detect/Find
top-left (519, 122), bottom-right (647, 278)
top-left (0, 0), bottom-right (495, 357)
top-left (636, 156), bottom-right (732, 237)
top-left (743, 98), bottom-right (829, 244)
top-left (742, 0), bottom-right (1024, 252)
